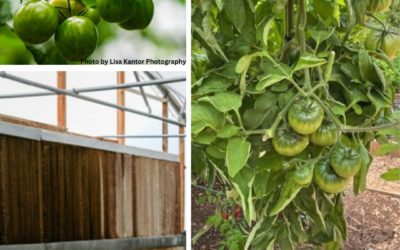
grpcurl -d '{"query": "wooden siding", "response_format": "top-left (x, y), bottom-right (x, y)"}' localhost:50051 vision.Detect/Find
top-left (0, 134), bottom-right (181, 245)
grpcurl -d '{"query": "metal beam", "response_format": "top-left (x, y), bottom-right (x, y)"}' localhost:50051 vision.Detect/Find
top-left (99, 134), bottom-right (186, 139)
top-left (0, 73), bottom-right (185, 99)
top-left (0, 121), bottom-right (179, 163)
top-left (0, 234), bottom-right (185, 250)
top-left (0, 72), bottom-right (185, 127)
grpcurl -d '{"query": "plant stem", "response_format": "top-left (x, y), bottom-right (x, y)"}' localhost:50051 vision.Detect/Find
top-left (67, 0), bottom-right (72, 16)
top-left (324, 51), bottom-right (335, 83)
top-left (342, 121), bottom-right (400, 132)
top-left (297, 0), bottom-right (311, 91)
top-left (235, 110), bottom-right (248, 135)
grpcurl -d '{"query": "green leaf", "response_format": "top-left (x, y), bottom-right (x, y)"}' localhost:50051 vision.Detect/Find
top-left (236, 54), bottom-right (253, 74)
top-left (367, 88), bottom-right (392, 111)
top-left (358, 50), bottom-right (379, 83)
top-left (270, 177), bottom-right (303, 216)
top-left (194, 130), bottom-right (217, 145)
top-left (353, 143), bottom-right (372, 195)
top-left (373, 143), bottom-right (400, 156)
top-left (293, 55), bottom-right (327, 72)
top-left (381, 168), bottom-right (400, 182)
top-left (226, 137), bottom-right (251, 177)
top-left (224, 0), bottom-right (247, 32)
top-left (192, 102), bottom-right (225, 134)
top-left (256, 74), bottom-right (287, 90)
top-left (194, 76), bottom-right (230, 96)
top-left (232, 167), bottom-right (255, 223)
top-left (0, 0), bottom-right (12, 24)
top-left (199, 92), bottom-right (242, 112)
top-left (217, 124), bottom-right (240, 138)
top-left (262, 17), bottom-right (275, 47)
top-left (254, 92), bottom-right (277, 111)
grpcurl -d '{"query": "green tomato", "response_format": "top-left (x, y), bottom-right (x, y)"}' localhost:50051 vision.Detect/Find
top-left (314, 159), bottom-right (349, 194)
top-left (367, 0), bottom-right (392, 13)
top-left (49, 0), bottom-right (86, 22)
top-left (272, 126), bottom-right (309, 157)
top-left (293, 163), bottom-right (314, 186)
top-left (13, 0), bottom-right (59, 44)
top-left (83, 8), bottom-right (101, 25)
top-left (96, 0), bottom-right (134, 23)
top-left (365, 31), bottom-right (400, 59)
top-left (55, 16), bottom-right (98, 61)
top-left (288, 98), bottom-right (324, 135)
top-left (310, 121), bottom-right (338, 146)
top-left (330, 145), bottom-right (362, 178)
top-left (119, 0), bottom-right (154, 30)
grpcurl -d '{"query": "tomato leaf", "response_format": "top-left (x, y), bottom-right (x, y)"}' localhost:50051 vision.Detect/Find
top-left (353, 143), bottom-right (372, 195)
top-left (293, 55), bottom-right (327, 72)
top-left (373, 143), bottom-right (400, 156)
top-left (223, 0), bottom-right (247, 32)
top-left (269, 177), bottom-right (303, 216)
top-left (381, 168), bottom-right (400, 182)
top-left (226, 137), bottom-right (251, 177)
top-left (192, 102), bottom-right (225, 134)
top-left (0, 0), bottom-right (12, 24)
top-left (231, 167), bottom-right (255, 223)
top-left (199, 92), bottom-right (242, 112)
top-left (217, 124), bottom-right (240, 138)
top-left (256, 73), bottom-right (287, 90)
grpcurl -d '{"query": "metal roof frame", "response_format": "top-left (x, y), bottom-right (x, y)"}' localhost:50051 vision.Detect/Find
top-left (0, 71), bottom-right (185, 127)
top-left (0, 121), bottom-right (179, 163)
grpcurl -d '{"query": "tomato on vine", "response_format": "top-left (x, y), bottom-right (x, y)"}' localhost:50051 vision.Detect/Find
top-left (13, 0), bottom-right (59, 44)
top-left (49, 0), bottom-right (86, 23)
top-left (310, 121), bottom-right (338, 146)
top-left (96, 0), bottom-right (134, 23)
top-left (55, 16), bottom-right (98, 61)
top-left (119, 0), bottom-right (154, 30)
top-left (83, 8), bottom-right (101, 25)
top-left (272, 126), bottom-right (309, 157)
top-left (288, 98), bottom-right (324, 135)
top-left (330, 145), bottom-right (362, 178)
top-left (365, 30), bottom-right (400, 59)
top-left (314, 159), bottom-right (349, 194)
top-left (292, 162), bottom-right (314, 186)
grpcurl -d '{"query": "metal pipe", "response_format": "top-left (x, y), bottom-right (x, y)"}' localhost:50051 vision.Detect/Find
top-left (0, 72), bottom-right (185, 127)
top-left (126, 88), bottom-right (163, 102)
top-left (100, 134), bottom-right (186, 138)
top-left (0, 234), bottom-right (185, 250)
top-left (134, 71), bottom-right (152, 113)
top-left (0, 72), bottom-right (185, 99)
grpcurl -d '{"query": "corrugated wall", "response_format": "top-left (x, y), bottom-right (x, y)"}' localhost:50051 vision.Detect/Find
top-left (0, 134), bottom-right (181, 245)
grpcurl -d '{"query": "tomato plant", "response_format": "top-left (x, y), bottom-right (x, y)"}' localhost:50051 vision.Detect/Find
top-left (192, 0), bottom-right (400, 248)
top-left (0, 0), bottom-right (156, 64)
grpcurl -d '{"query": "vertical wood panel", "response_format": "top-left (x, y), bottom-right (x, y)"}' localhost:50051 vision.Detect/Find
top-left (57, 71), bottom-right (67, 128)
top-left (0, 136), bottom-right (9, 244)
top-left (0, 134), bottom-right (181, 245)
top-left (117, 72), bottom-right (125, 145)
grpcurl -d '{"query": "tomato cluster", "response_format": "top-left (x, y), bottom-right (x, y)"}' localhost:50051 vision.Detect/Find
top-left (13, 0), bottom-right (154, 61)
top-left (272, 97), bottom-right (363, 194)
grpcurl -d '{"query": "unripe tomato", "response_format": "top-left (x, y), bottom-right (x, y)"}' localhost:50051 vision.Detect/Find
top-left (365, 31), bottom-right (400, 59)
top-left (83, 8), bottom-right (101, 25)
top-left (293, 163), bottom-right (314, 186)
top-left (96, 0), bottom-right (134, 23)
top-left (49, 0), bottom-right (86, 22)
top-left (13, 0), bottom-right (59, 44)
top-left (288, 98), bottom-right (324, 135)
top-left (272, 126), bottom-right (309, 157)
top-left (330, 145), bottom-right (362, 178)
top-left (310, 121), bottom-right (338, 146)
top-left (314, 159), bottom-right (349, 194)
top-left (55, 16), bottom-right (98, 61)
top-left (367, 0), bottom-right (392, 13)
top-left (119, 0), bottom-right (154, 30)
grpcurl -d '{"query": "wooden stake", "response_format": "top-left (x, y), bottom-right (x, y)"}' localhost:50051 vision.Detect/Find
top-left (117, 72), bottom-right (125, 145)
top-left (57, 71), bottom-right (66, 128)
top-left (162, 98), bottom-right (168, 152)
top-left (179, 125), bottom-right (185, 231)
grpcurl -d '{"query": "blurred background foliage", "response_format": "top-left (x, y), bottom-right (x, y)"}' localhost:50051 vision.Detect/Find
top-left (0, 0), bottom-right (186, 64)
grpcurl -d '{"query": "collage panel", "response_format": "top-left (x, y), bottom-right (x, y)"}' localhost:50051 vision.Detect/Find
top-left (0, 71), bottom-right (187, 249)
top-left (191, 0), bottom-right (400, 249)
top-left (1, 0), bottom-right (186, 66)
